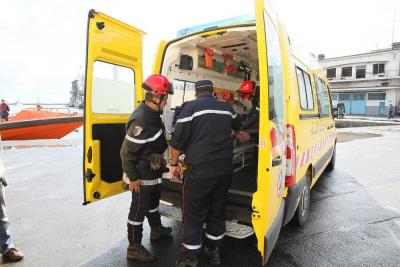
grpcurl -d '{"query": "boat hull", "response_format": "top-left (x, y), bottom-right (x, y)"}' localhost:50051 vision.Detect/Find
top-left (0, 117), bottom-right (83, 140)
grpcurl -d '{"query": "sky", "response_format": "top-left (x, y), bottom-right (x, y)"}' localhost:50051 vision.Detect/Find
top-left (0, 0), bottom-right (399, 103)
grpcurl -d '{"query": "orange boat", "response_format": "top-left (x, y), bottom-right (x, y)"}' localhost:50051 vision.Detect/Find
top-left (0, 109), bottom-right (83, 140)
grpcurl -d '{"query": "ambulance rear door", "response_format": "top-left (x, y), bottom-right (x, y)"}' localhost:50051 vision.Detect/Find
top-left (253, 0), bottom-right (286, 264)
top-left (83, 10), bottom-right (145, 204)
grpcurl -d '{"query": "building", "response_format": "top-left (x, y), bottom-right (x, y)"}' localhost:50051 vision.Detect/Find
top-left (318, 42), bottom-right (400, 116)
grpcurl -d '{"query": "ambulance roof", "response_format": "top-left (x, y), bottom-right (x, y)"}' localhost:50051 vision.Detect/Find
top-left (177, 14), bottom-right (256, 37)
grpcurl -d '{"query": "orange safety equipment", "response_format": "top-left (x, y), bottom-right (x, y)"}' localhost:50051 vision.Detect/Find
top-left (237, 80), bottom-right (256, 100)
top-left (205, 48), bottom-right (214, 69)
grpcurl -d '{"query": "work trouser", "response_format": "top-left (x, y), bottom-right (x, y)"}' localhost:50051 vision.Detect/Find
top-left (0, 184), bottom-right (13, 255)
top-left (127, 184), bottom-right (162, 245)
top-left (180, 172), bottom-right (232, 261)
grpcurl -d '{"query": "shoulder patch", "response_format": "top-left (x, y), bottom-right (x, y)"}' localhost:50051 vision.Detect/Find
top-left (133, 126), bottom-right (143, 136)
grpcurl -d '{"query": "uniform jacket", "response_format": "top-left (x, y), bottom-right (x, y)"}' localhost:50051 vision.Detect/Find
top-left (170, 94), bottom-right (241, 169)
top-left (120, 102), bottom-right (168, 182)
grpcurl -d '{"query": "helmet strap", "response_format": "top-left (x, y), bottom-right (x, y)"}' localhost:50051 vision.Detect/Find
top-left (149, 94), bottom-right (165, 113)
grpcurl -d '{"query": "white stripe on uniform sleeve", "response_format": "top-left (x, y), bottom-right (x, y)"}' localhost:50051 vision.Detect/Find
top-left (176, 109), bottom-right (237, 124)
top-left (125, 129), bottom-right (162, 144)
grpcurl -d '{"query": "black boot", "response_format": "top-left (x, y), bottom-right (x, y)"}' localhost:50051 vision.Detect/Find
top-left (150, 225), bottom-right (172, 240)
top-left (175, 258), bottom-right (198, 267)
top-left (127, 244), bottom-right (156, 262)
top-left (204, 245), bottom-right (221, 266)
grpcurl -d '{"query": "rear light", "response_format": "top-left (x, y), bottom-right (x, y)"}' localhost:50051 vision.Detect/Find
top-left (285, 124), bottom-right (296, 187)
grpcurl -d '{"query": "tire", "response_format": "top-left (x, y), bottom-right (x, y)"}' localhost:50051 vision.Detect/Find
top-left (295, 176), bottom-right (310, 226)
top-left (326, 144), bottom-right (336, 171)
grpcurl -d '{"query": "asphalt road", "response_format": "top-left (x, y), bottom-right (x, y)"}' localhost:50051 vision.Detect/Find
top-left (1, 127), bottom-right (399, 266)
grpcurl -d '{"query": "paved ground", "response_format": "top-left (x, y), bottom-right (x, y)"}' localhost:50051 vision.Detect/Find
top-left (0, 126), bottom-right (399, 266)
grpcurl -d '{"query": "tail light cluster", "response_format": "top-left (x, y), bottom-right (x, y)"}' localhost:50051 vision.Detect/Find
top-left (285, 124), bottom-right (296, 187)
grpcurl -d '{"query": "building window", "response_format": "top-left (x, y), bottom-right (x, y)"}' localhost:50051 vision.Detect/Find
top-left (373, 63), bottom-right (385, 75)
top-left (331, 94), bottom-right (338, 101)
top-left (355, 66), bottom-right (366, 78)
top-left (338, 93), bottom-right (351, 101)
top-left (352, 93), bottom-right (366, 101)
top-left (327, 68), bottom-right (336, 79)
top-left (341, 67), bottom-right (352, 77)
top-left (296, 67), bottom-right (314, 110)
top-left (367, 92), bottom-right (386, 100)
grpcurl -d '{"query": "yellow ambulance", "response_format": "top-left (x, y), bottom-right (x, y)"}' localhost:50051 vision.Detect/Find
top-left (82, 0), bottom-right (336, 264)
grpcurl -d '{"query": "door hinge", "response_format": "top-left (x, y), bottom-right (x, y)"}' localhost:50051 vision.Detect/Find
top-left (85, 168), bottom-right (95, 182)
top-left (87, 146), bottom-right (92, 163)
top-left (96, 22), bottom-right (105, 30)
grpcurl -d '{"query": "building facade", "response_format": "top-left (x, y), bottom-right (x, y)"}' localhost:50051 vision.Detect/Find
top-left (318, 42), bottom-right (400, 116)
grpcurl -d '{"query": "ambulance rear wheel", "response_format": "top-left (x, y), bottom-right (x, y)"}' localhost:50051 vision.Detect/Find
top-left (295, 177), bottom-right (310, 226)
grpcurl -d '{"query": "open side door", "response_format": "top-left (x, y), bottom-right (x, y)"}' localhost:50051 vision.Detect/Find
top-left (83, 10), bottom-right (145, 204)
top-left (253, 0), bottom-right (286, 264)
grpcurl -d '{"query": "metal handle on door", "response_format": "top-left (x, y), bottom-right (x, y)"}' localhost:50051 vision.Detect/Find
top-left (272, 156), bottom-right (282, 167)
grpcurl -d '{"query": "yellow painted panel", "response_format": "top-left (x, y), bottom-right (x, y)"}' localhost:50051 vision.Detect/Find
top-left (84, 10), bottom-right (145, 204)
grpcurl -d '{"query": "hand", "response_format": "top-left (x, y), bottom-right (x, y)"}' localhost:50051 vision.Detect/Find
top-left (129, 180), bottom-right (141, 193)
top-left (171, 165), bottom-right (182, 180)
top-left (235, 131), bottom-right (250, 143)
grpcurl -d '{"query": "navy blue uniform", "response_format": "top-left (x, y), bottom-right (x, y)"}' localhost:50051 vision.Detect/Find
top-left (120, 102), bottom-right (168, 245)
top-left (170, 93), bottom-right (241, 260)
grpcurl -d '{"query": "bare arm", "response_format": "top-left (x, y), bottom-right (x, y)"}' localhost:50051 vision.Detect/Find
top-left (170, 146), bottom-right (181, 165)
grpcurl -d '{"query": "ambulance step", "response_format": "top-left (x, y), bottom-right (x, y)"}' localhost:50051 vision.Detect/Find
top-left (159, 202), bottom-right (254, 239)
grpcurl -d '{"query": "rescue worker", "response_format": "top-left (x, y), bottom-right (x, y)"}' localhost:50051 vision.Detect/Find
top-left (170, 80), bottom-right (249, 267)
top-left (120, 74), bottom-right (174, 262)
top-left (0, 99), bottom-right (10, 122)
top-left (237, 80), bottom-right (259, 130)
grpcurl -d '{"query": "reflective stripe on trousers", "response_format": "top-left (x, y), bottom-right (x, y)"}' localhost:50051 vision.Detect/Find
top-left (122, 173), bottom-right (162, 186)
top-left (182, 243), bottom-right (202, 250)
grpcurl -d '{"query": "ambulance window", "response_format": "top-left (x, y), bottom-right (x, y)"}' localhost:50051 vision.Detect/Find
top-left (264, 13), bottom-right (284, 133)
top-left (315, 77), bottom-right (330, 117)
top-left (296, 67), bottom-right (314, 110)
top-left (303, 72), bottom-right (314, 109)
top-left (296, 68), bottom-right (308, 109)
top-left (171, 80), bottom-right (195, 108)
top-left (91, 61), bottom-right (135, 114)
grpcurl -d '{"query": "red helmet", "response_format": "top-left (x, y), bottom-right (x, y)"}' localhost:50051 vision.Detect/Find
top-left (238, 80), bottom-right (256, 100)
top-left (142, 74), bottom-right (174, 95)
